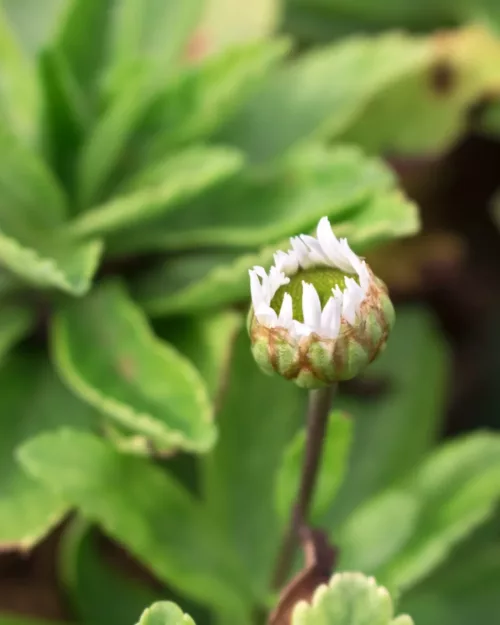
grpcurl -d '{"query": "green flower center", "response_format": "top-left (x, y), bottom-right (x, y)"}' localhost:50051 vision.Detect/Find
top-left (270, 267), bottom-right (359, 323)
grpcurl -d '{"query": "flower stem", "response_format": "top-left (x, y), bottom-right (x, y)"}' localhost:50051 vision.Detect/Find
top-left (271, 384), bottom-right (337, 591)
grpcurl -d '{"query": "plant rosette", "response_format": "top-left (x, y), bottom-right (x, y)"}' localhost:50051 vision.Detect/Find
top-left (248, 217), bottom-right (395, 388)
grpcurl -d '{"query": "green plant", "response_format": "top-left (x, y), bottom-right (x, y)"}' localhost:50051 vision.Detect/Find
top-left (283, 0), bottom-right (500, 45)
top-left (1, 1), bottom-right (500, 625)
top-left (134, 574), bottom-right (414, 625)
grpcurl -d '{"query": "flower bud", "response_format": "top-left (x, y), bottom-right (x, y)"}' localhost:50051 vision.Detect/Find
top-left (248, 217), bottom-right (395, 389)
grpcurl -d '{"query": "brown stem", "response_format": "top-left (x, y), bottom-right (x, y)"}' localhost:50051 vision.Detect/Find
top-left (271, 384), bottom-right (337, 590)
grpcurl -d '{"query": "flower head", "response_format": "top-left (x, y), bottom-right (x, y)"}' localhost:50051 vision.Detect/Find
top-left (248, 217), bottom-right (394, 388)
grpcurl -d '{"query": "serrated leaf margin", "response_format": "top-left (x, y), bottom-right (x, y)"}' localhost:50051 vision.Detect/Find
top-left (0, 231), bottom-right (103, 295)
top-left (292, 572), bottom-right (414, 625)
top-left (51, 288), bottom-right (216, 452)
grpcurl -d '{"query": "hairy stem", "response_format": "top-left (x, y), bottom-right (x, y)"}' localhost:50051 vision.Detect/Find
top-left (271, 384), bottom-right (337, 590)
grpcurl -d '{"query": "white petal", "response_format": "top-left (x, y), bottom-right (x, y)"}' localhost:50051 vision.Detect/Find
top-left (278, 293), bottom-right (293, 325)
top-left (333, 250), bottom-right (353, 274)
top-left (290, 237), bottom-right (308, 262)
top-left (291, 237), bottom-right (315, 269)
top-left (274, 250), bottom-right (299, 275)
top-left (316, 217), bottom-right (352, 272)
top-left (302, 282), bottom-right (321, 329)
top-left (251, 217), bottom-right (370, 335)
top-left (342, 296), bottom-right (356, 325)
top-left (352, 279), bottom-right (366, 307)
top-left (268, 267), bottom-right (289, 300)
top-left (299, 235), bottom-right (330, 265)
top-left (300, 234), bottom-right (323, 250)
top-left (320, 296), bottom-right (341, 339)
top-left (292, 320), bottom-right (311, 337)
top-left (255, 303), bottom-right (278, 327)
top-left (332, 284), bottom-right (343, 299)
top-left (253, 266), bottom-right (267, 278)
top-left (273, 251), bottom-right (286, 268)
top-left (358, 260), bottom-right (371, 292)
top-left (345, 277), bottom-right (360, 300)
top-left (342, 279), bottom-right (364, 324)
top-left (320, 296), bottom-right (336, 328)
top-left (339, 238), bottom-right (361, 274)
top-left (269, 266), bottom-right (289, 286)
top-left (316, 217), bottom-right (337, 262)
top-left (249, 270), bottom-right (264, 308)
top-left (300, 234), bottom-right (332, 267)
top-left (260, 278), bottom-right (273, 303)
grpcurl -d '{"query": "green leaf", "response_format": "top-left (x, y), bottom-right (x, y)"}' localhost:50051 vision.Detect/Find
top-left (221, 33), bottom-right (428, 162)
top-left (103, 0), bottom-right (204, 97)
top-left (284, 0), bottom-right (500, 46)
top-left (39, 48), bottom-right (89, 195)
top-left (400, 521), bottom-right (500, 625)
top-left (71, 147), bottom-right (244, 237)
top-left (120, 185), bottom-right (419, 258)
top-left (136, 603), bottom-right (195, 625)
top-left (291, 572), bottom-right (414, 625)
top-left (122, 39), bottom-right (290, 168)
top-left (225, 26), bottom-right (500, 160)
top-left (199, 0), bottom-right (281, 55)
top-left (0, 123), bottom-right (66, 226)
top-left (0, 233), bottom-right (103, 295)
top-left (156, 310), bottom-right (242, 401)
top-left (202, 328), bottom-right (307, 598)
top-left (282, 3), bottom-right (383, 45)
top-left (284, 0), bottom-right (463, 34)
top-left (0, 268), bottom-right (22, 298)
top-left (52, 0), bottom-right (204, 112)
top-left (0, 124), bottom-right (101, 293)
top-left (325, 307), bottom-right (449, 529)
top-left (96, 312), bottom-right (241, 458)
top-left (339, 26), bottom-right (500, 155)
top-left (332, 190), bottom-right (420, 252)
top-left (19, 429), bottom-right (253, 616)
top-left (0, 353), bottom-right (95, 550)
top-left (51, 0), bottom-right (113, 112)
top-left (77, 40), bottom-right (286, 207)
top-left (275, 411), bottom-right (352, 524)
top-left (0, 6), bottom-right (41, 144)
top-left (74, 72), bottom-right (154, 207)
top-left (0, 305), bottom-right (35, 364)
top-left (98, 422), bottom-right (158, 457)
top-left (135, 187), bottom-right (418, 317)
top-left (2, 0), bottom-right (67, 55)
top-left (52, 281), bottom-right (216, 453)
top-left (134, 250), bottom-right (245, 317)
top-left (379, 432), bottom-right (500, 592)
top-left (111, 144), bottom-right (399, 255)
top-left (60, 518), bottom-right (160, 625)
top-left (474, 2), bottom-right (500, 34)
top-left (336, 490), bottom-right (420, 576)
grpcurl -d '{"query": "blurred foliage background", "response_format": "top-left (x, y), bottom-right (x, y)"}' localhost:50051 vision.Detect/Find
top-left (0, 1), bottom-right (500, 625)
